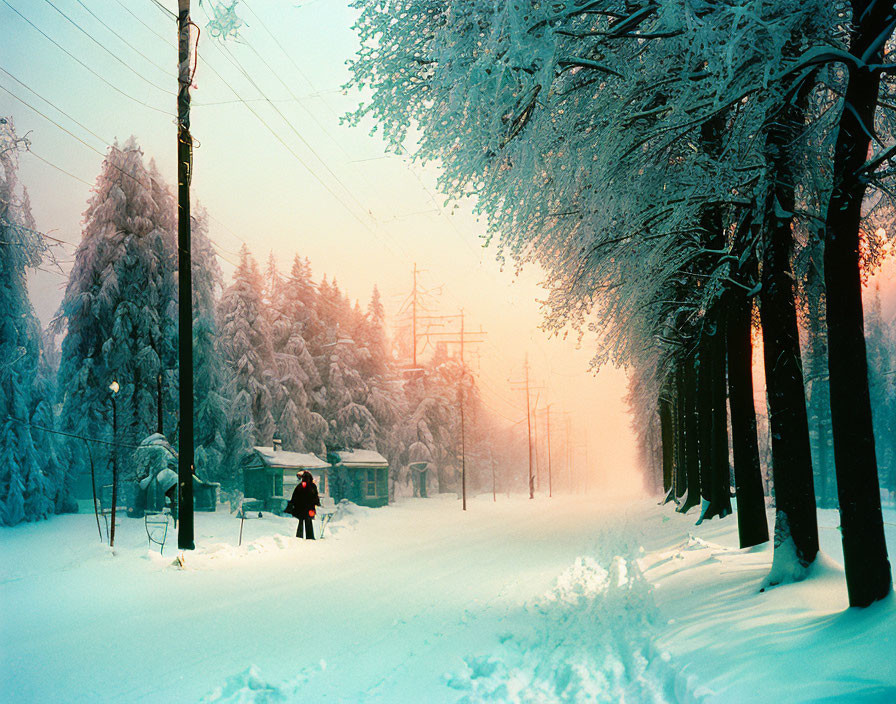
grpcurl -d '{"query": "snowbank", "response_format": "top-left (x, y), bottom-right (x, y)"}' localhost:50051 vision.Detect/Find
top-left (1, 495), bottom-right (894, 703)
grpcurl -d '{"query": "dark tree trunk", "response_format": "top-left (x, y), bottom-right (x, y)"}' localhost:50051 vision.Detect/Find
top-left (674, 366), bottom-right (688, 500)
top-left (695, 341), bottom-right (713, 505)
top-left (759, 91), bottom-right (819, 571)
top-left (708, 323), bottom-right (732, 519)
top-left (696, 321), bottom-right (732, 522)
top-left (805, 261), bottom-right (836, 508)
top-left (678, 354), bottom-right (702, 513)
top-left (821, 0), bottom-right (894, 606)
top-left (727, 289), bottom-right (769, 548)
top-left (659, 391), bottom-right (675, 500)
top-left (692, 111), bottom-right (731, 523)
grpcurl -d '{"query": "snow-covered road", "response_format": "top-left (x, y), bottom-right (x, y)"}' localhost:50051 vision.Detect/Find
top-left (2, 494), bottom-right (895, 703)
top-left (2, 494), bottom-right (674, 703)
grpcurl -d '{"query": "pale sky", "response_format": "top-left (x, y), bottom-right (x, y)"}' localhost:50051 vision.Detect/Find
top-left (1, 0), bottom-right (644, 494)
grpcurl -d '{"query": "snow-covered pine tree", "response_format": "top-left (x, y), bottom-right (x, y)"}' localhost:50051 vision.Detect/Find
top-left (191, 207), bottom-right (234, 485)
top-left (358, 286), bottom-right (405, 476)
top-left (57, 138), bottom-right (178, 493)
top-left (270, 254), bottom-right (327, 454)
top-left (147, 159), bottom-right (179, 438)
top-left (0, 118), bottom-right (58, 525)
top-left (217, 244), bottom-right (276, 448)
top-left (312, 277), bottom-right (377, 450)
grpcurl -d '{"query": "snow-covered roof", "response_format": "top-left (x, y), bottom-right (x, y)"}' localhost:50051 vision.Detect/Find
top-left (252, 447), bottom-right (330, 470)
top-left (329, 449), bottom-right (389, 468)
top-left (138, 433), bottom-right (177, 457)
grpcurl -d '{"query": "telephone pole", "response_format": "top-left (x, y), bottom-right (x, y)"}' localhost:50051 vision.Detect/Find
top-left (545, 404), bottom-right (553, 498)
top-left (564, 413), bottom-right (572, 493)
top-left (532, 392), bottom-right (541, 491)
top-left (177, 0), bottom-right (195, 550)
top-left (525, 357), bottom-right (533, 499)
top-left (460, 308), bottom-right (466, 511)
top-left (509, 356), bottom-right (543, 499)
top-left (412, 263), bottom-right (417, 368)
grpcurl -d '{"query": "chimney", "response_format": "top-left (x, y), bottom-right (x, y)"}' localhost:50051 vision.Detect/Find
top-left (273, 437), bottom-right (282, 452)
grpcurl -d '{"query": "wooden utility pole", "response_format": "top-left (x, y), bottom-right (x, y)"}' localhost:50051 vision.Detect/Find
top-left (509, 358), bottom-right (543, 499)
top-left (177, 0), bottom-right (195, 550)
top-left (525, 356), bottom-right (534, 499)
top-left (412, 263), bottom-right (417, 368)
top-left (532, 392), bottom-right (540, 491)
top-left (459, 308), bottom-right (466, 511)
top-left (584, 433), bottom-right (590, 494)
top-left (565, 413), bottom-right (572, 493)
top-left (545, 404), bottom-right (553, 498)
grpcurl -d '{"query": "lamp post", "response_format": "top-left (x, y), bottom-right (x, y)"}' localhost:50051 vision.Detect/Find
top-left (109, 380), bottom-right (120, 548)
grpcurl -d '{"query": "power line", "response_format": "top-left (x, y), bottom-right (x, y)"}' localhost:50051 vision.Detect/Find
top-left (0, 81), bottom-right (106, 159)
top-left (25, 145), bottom-right (93, 187)
top-left (5, 415), bottom-right (142, 450)
top-left (1, 0), bottom-right (173, 115)
top-left (115, 0), bottom-right (173, 48)
top-left (0, 66), bottom-right (110, 148)
top-left (73, 0), bottom-right (173, 79)
top-left (198, 3), bottom-right (417, 262)
top-left (195, 31), bottom-right (412, 263)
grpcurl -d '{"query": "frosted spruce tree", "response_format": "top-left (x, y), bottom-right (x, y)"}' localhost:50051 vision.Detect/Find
top-left (217, 245), bottom-right (276, 449)
top-left (57, 138), bottom-right (178, 490)
top-left (191, 207), bottom-right (235, 484)
top-left (314, 279), bottom-right (377, 450)
top-left (0, 118), bottom-right (60, 525)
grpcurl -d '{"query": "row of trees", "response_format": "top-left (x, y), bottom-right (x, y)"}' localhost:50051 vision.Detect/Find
top-left (0, 128), bottom-right (529, 526)
top-left (347, 0), bottom-right (895, 606)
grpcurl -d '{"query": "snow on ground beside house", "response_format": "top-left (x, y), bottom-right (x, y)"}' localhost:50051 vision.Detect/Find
top-left (1, 493), bottom-right (894, 703)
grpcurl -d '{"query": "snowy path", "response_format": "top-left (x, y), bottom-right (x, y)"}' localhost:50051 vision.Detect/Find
top-left (1, 495), bottom-right (673, 703)
top-left (3, 494), bottom-right (895, 703)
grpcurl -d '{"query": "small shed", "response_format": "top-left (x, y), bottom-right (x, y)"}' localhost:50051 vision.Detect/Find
top-left (128, 434), bottom-right (219, 517)
top-left (243, 446), bottom-right (331, 514)
top-left (328, 449), bottom-right (390, 508)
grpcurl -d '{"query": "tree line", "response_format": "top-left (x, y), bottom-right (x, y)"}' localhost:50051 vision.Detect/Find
top-left (0, 128), bottom-right (528, 528)
top-left (346, 0), bottom-right (895, 606)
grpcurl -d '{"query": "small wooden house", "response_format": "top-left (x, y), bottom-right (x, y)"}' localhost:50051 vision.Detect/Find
top-left (327, 449), bottom-right (390, 508)
top-left (243, 445), bottom-right (331, 514)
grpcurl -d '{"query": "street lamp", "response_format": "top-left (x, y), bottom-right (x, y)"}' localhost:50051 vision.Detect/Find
top-left (109, 380), bottom-right (119, 548)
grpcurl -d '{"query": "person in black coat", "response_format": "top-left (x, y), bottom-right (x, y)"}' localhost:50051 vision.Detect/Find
top-left (287, 470), bottom-right (321, 539)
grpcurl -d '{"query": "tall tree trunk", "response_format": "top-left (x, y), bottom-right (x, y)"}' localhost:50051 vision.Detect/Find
top-left (674, 366), bottom-right (688, 500)
top-left (659, 390), bottom-right (675, 501)
top-left (698, 320), bottom-right (732, 522)
top-left (805, 261), bottom-right (835, 508)
top-left (727, 290), bottom-right (769, 547)
top-left (708, 322), bottom-right (732, 518)
top-left (822, 0), bottom-right (895, 606)
top-left (759, 90), bottom-right (819, 579)
top-left (678, 354), bottom-right (702, 513)
top-left (695, 341), bottom-right (713, 506)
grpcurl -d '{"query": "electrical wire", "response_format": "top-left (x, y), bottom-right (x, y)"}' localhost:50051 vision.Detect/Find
top-left (0, 66), bottom-right (110, 148)
top-left (73, 0), bottom-right (173, 79)
top-left (5, 415), bottom-right (143, 450)
top-left (199, 34), bottom-right (412, 262)
top-left (1, 0), bottom-right (173, 116)
top-left (116, 0), bottom-right (174, 48)
top-left (0, 82), bottom-right (106, 159)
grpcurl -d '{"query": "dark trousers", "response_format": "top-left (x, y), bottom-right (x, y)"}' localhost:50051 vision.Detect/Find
top-left (297, 517), bottom-right (315, 540)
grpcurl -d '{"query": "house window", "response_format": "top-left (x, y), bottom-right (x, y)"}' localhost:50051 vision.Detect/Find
top-left (366, 469), bottom-right (377, 497)
top-left (318, 471), bottom-right (327, 496)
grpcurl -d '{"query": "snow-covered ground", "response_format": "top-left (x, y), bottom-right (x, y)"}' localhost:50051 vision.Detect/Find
top-left (1, 493), bottom-right (894, 703)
